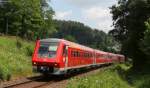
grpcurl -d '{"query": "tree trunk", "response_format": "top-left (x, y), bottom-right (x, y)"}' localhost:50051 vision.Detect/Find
top-left (21, 14), bottom-right (25, 37)
top-left (132, 48), bottom-right (147, 71)
top-left (5, 17), bottom-right (8, 34)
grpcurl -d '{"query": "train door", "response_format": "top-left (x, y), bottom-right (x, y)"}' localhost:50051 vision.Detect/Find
top-left (63, 45), bottom-right (69, 72)
top-left (93, 51), bottom-right (96, 65)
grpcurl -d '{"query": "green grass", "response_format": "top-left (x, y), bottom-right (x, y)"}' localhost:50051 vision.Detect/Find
top-left (0, 36), bottom-right (34, 80)
top-left (67, 65), bottom-right (133, 88)
top-left (67, 64), bottom-right (150, 88)
top-left (124, 67), bottom-right (150, 88)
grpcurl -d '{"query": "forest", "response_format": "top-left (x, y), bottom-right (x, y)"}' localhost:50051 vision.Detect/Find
top-left (0, 0), bottom-right (119, 53)
top-left (110, 0), bottom-right (150, 70)
top-left (0, 0), bottom-right (150, 70)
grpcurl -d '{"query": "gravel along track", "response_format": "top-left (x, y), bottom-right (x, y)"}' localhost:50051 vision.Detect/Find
top-left (1, 64), bottom-right (111, 88)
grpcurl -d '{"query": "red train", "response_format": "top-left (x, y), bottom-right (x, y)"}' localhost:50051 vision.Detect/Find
top-left (32, 38), bottom-right (125, 75)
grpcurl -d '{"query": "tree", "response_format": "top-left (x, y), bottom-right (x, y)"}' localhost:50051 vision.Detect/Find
top-left (53, 20), bottom-right (119, 53)
top-left (0, 0), bottom-right (14, 34)
top-left (110, 0), bottom-right (150, 69)
top-left (0, 0), bottom-right (55, 40)
top-left (140, 19), bottom-right (150, 65)
top-left (64, 35), bottom-right (77, 42)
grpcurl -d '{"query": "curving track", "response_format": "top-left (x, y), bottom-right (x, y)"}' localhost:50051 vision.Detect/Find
top-left (3, 75), bottom-right (63, 88)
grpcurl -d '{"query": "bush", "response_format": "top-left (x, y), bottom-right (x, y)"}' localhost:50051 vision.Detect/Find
top-left (67, 65), bottom-right (132, 88)
top-left (140, 19), bottom-right (150, 64)
top-left (25, 45), bottom-right (34, 56)
top-left (0, 66), bottom-right (11, 81)
top-left (16, 40), bottom-right (22, 49)
top-left (0, 36), bottom-right (33, 80)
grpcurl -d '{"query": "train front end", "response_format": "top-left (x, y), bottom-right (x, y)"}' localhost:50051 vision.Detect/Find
top-left (32, 39), bottom-right (64, 75)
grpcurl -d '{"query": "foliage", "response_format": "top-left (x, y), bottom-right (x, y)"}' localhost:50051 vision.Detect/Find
top-left (117, 64), bottom-right (150, 88)
top-left (0, 36), bottom-right (34, 80)
top-left (16, 39), bottom-right (22, 49)
top-left (67, 65), bottom-right (132, 88)
top-left (53, 20), bottom-right (120, 53)
top-left (64, 35), bottom-right (77, 42)
top-left (109, 0), bottom-right (150, 69)
top-left (25, 45), bottom-right (34, 56)
top-left (67, 64), bottom-right (150, 88)
top-left (140, 19), bottom-right (150, 64)
top-left (0, 0), bottom-right (120, 53)
top-left (0, 0), bottom-right (56, 40)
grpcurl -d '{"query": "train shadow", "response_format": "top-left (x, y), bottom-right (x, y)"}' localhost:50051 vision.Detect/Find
top-left (27, 64), bottom-right (111, 82)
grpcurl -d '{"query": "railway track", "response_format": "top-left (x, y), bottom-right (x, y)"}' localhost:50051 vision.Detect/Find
top-left (2, 75), bottom-right (58, 88)
top-left (2, 64), bottom-right (112, 88)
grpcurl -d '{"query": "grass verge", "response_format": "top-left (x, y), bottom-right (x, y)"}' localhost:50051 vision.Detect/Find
top-left (67, 63), bottom-right (150, 88)
top-left (67, 64), bottom-right (133, 88)
top-left (0, 36), bottom-right (34, 80)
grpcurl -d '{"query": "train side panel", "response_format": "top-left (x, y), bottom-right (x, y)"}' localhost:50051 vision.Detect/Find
top-left (67, 47), bottom-right (94, 69)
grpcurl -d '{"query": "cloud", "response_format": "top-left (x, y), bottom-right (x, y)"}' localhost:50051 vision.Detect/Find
top-left (53, 10), bottom-right (72, 20)
top-left (51, 0), bottom-right (116, 33)
top-left (97, 20), bottom-right (113, 33)
top-left (62, 0), bottom-right (117, 8)
top-left (83, 7), bottom-right (111, 20)
top-left (62, 0), bottom-right (100, 8)
top-left (82, 6), bottom-right (112, 32)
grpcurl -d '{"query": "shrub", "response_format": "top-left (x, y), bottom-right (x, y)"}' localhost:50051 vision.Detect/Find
top-left (0, 36), bottom-right (34, 80)
top-left (25, 45), bottom-right (34, 56)
top-left (16, 40), bottom-right (22, 49)
top-left (0, 66), bottom-right (11, 81)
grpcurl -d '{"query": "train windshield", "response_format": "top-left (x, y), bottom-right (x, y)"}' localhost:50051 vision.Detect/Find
top-left (38, 42), bottom-right (58, 58)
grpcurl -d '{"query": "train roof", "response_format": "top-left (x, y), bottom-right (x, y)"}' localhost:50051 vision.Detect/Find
top-left (94, 49), bottom-right (107, 54)
top-left (40, 38), bottom-right (62, 43)
top-left (39, 38), bottom-right (125, 56)
top-left (39, 38), bottom-right (94, 51)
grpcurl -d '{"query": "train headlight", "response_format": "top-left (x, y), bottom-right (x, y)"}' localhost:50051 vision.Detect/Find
top-left (54, 63), bottom-right (58, 66)
top-left (33, 62), bottom-right (36, 65)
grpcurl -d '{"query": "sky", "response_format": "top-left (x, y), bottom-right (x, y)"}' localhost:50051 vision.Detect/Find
top-left (50, 0), bottom-right (117, 33)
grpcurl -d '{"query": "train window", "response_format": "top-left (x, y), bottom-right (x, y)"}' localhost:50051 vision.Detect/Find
top-left (83, 53), bottom-right (85, 57)
top-left (86, 53), bottom-right (88, 58)
top-left (81, 52), bottom-right (83, 57)
top-left (73, 51), bottom-right (78, 57)
top-left (71, 51), bottom-right (74, 57)
top-left (91, 54), bottom-right (93, 57)
top-left (77, 51), bottom-right (80, 57)
top-left (76, 51), bottom-right (79, 57)
top-left (90, 53), bottom-right (91, 57)
top-left (75, 52), bottom-right (77, 57)
top-left (104, 55), bottom-right (108, 59)
top-left (87, 53), bottom-right (89, 58)
top-left (91, 54), bottom-right (92, 57)
top-left (96, 54), bottom-right (98, 58)
top-left (84, 53), bottom-right (86, 58)
top-left (98, 54), bottom-right (101, 58)
top-left (109, 56), bottom-right (112, 59)
top-left (73, 51), bottom-right (76, 57)
top-left (88, 53), bottom-right (90, 58)
top-left (38, 42), bottom-right (58, 58)
top-left (85, 52), bottom-right (89, 58)
top-left (79, 52), bottom-right (81, 57)
top-left (76, 51), bottom-right (78, 57)
top-left (74, 51), bottom-right (76, 57)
